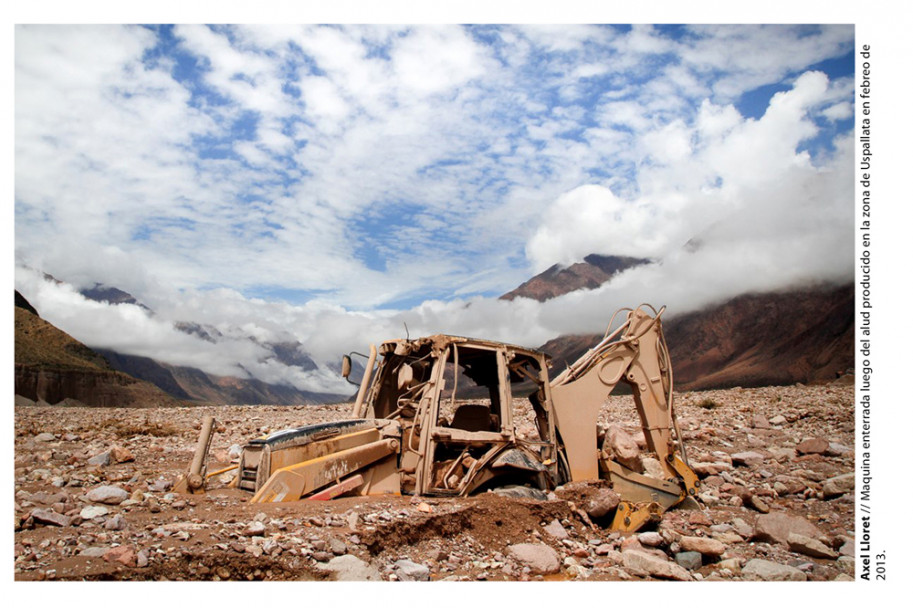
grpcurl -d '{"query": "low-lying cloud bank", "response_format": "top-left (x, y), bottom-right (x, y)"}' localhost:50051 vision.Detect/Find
top-left (15, 58), bottom-right (853, 396)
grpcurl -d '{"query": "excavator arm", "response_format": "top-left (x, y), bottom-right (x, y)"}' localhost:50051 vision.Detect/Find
top-left (548, 305), bottom-right (699, 531)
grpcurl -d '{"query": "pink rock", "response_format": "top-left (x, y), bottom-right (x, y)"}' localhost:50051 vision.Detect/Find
top-left (104, 545), bottom-right (137, 567)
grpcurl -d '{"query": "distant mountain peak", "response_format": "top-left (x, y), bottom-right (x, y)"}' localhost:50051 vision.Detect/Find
top-left (80, 283), bottom-right (151, 311)
top-left (501, 254), bottom-right (651, 302)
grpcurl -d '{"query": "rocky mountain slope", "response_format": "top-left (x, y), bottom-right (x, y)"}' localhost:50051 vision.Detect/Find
top-left (540, 283), bottom-right (853, 390)
top-left (94, 348), bottom-right (342, 406)
top-left (74, 284), bottom-right (342, 406)
top-left (14, 292), bottom-right (178, 408)
top-left (500, 254), bottom-right (650, 302)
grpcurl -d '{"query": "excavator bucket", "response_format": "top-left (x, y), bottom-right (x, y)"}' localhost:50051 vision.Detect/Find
top-left (549, 305), bottom-right (699, 531)
top-left (181, 304), bottom-right (698, 534)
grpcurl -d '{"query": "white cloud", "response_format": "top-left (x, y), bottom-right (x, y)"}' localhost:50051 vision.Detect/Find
top-left (15, 25), bottom-right (856, 394)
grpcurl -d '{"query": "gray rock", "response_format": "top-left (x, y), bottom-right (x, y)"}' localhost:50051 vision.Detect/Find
top-left (753, 512), bottom-right (823, 546)
top-left (731, 451), bottom-right (765, 467)
top-left (86, 485), bottom-right (128, 505)
top-left (674, 551), bottom-right (703, 570)
top-left (641, 457), bottom-right (665, 479)
top-left (79, 547), bottom-right (108, 558)
top-left (393, 559), bottom-right (430, 581)
top-left (605, 425), bottom-right (643, 472)
top-left (750, 414), bottom-right (771, 429)
top-left (637, 531), bottom-right (664, 547)
top-left (243, 521), bottom-right (266, 536)
top-left (543, 519), bottom-right (569, 539)
top-left (35, 432), bottom-right (57, 442)
top-left (80, 505), bottom-right (109, 519)
top-left (822, 473), bottom-right (854, 499)
top-left (150, 479), bottom-right (172, 492)
top-left (329, 537), bottom-right (347, 555)
top-left (826, 442), bottom-right (851, 456)
top-left (87, 452), bottom-right (111, 467)
top-left (492, 486), bottom-right (549, 500)
top-left (28, 491), bottom-right (68, 505)
top-left (105, 514), bottom-right (127, 531)
top-left (622, 550), bottom-right (691, 581)
top-left (742, 558), bottom-right (807, 581)
top-left (31, 508), bottom-right (71, 527)
top-left (508, 543), bottom-right (560, 574)
top-left (769, 414), bottom-right (788, 426)
top-left (318, 555), bottom-right (382, 581)
top-left (787, 533), bottom-right (839, 559)
top-left (586, 488), bottom-right (621, 518)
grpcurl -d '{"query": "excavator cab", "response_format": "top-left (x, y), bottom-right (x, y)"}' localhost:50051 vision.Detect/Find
top-left (179, 305), bottom-right (699, 533)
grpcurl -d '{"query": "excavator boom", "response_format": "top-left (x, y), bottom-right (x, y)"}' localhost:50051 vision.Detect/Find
top-left (550, 304), bottom-right (698, 530)
top-left (177, 304), bottom-right (698, 533)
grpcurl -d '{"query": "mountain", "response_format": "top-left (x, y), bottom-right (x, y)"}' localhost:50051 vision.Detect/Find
top-left (500, 254), bottom-right (651, 302)
top-left (14, 291), bottom-right (180, 407)
top-left (540, 283), bottom-right (854, 390)
top-left (94, 348), bottom-right (340, 406)
top-left (74, 283), bottom-right (336, 405)
top-left (79, 283), bottom-right (151, 311)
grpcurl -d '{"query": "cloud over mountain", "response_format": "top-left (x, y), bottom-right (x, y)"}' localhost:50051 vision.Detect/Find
top-left (15, 25), bottom-right (855, 393)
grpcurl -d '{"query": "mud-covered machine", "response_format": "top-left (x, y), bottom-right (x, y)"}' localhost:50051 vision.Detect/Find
top-left (177, 305), bottom-right (699, 532)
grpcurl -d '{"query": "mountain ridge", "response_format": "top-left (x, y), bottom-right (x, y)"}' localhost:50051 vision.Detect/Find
top-left (500, 254), bottom-right (650, 302)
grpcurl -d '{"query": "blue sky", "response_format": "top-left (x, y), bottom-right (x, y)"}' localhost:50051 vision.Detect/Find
top-left (15, 22), bottom-right (859, 392)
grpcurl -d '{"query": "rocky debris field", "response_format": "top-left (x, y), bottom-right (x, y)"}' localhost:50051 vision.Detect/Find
top-left (14, 383), bottom-right (855, 582)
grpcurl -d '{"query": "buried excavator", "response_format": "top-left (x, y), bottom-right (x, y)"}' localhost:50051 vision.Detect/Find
top-left (176, 304), bottom-right (700, 532)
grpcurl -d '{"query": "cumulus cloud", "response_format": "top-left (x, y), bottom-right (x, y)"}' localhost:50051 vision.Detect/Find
top-left (15, 25), bottom-right (855, 394)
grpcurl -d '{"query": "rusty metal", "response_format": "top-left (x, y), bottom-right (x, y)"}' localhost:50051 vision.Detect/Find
top-left (191, 305), bottom-right (698, 532)
top-left (174, 415), bottom-right (216, 494)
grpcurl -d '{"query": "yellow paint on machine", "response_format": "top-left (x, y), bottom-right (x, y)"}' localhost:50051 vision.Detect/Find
top-left (251, 438), bottom-right (399, 503)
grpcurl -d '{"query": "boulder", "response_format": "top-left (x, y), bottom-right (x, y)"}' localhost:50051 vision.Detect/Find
top-left (674, 551), bottom-right (703, 570)
top-left (787, 533), bottom-right (839, 559)
top-left (87, 452), bottom-right (111, 467)
top-left (605, 425), bottom-right (643, 472)
top-left (750, 414), bottom-right (771, 429)
top-left (87, 485), bottom-right (129, 505)
top-left (622, 550), bottom-right (691, 581)
top-left (80, 505), bottom-right (109, 519)
top-left (679, 535), bottom-right (726, 557)
top-left (318, 555), bottom-right (382, 581)
top-left (753, 512), bottom-right (823, 546)
top-left (110, 445), bottom-right (135, 463)
top-left (731, 451), bottom-right (765, 467)
top-left (585, 488), bottom-right (620, 518)
top-left (543, 519), bottom-right (569, 540)
top-left (796, 437), bottom-right (829, 455)
top-left (104, 546), bottom-right (137, 568)
top-left (508, 543), bottom-right (560, 574)
top-left (393, 559), bottom-right (430, 581)
top-left (742, 558), bottom-right (806, 581)
top-left (822, 473), bottom-right (854, 499)
top-left (30, 508), bottom-right (71, 527)
top-left (243, 521), bottom-right (266, 536)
